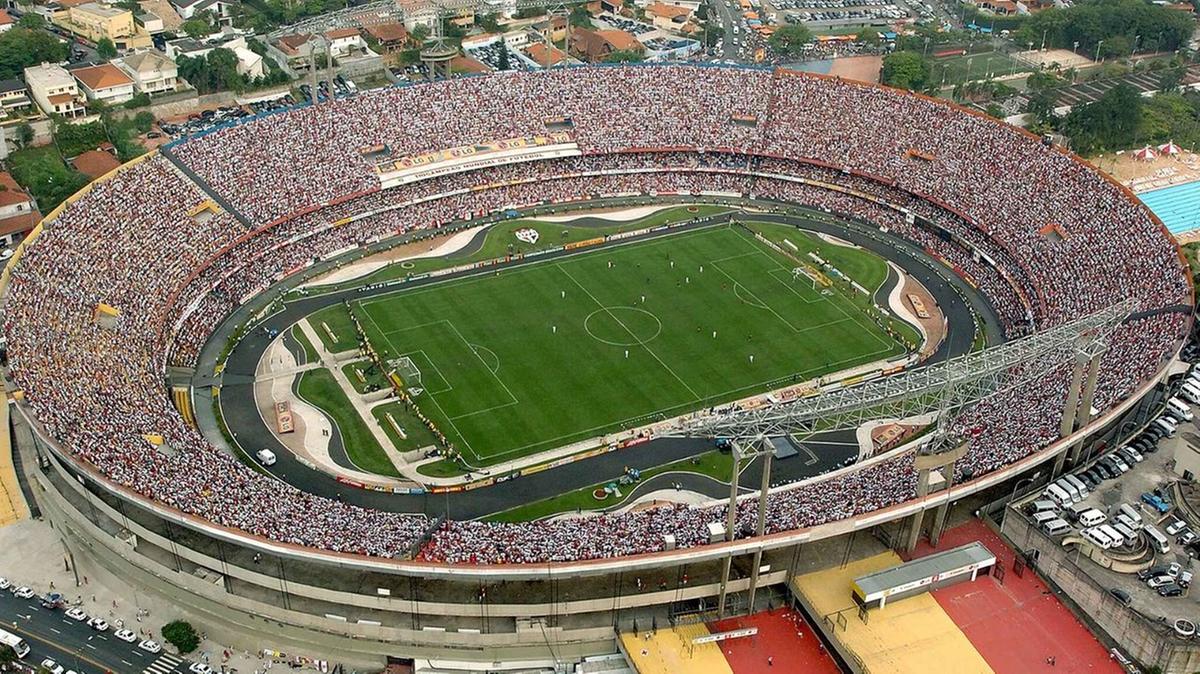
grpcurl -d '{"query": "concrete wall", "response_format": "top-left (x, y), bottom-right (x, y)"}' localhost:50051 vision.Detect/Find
top-left (1001, 507), bottom-right (1200, 673)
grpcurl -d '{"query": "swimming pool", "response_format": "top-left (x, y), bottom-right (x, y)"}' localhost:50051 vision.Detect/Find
top-left (1138, 180), bottom-right (1200, 236)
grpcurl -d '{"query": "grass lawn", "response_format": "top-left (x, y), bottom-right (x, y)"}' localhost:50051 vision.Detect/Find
top-left (416, 458), bottom-right (467, 478)
top-left (307, 304), bottom-right (358, 353)
top-left (341, 359), bottom-right (390, 394)
top-left (371, 400), bottom-right (442, 453)
top-left (295, 368), bottom-right (400, 477)
top-left (487, 450), bottom-right (736, 522)
top-left (317, 204), bottom-right (731, 290)
top-left (291, 325), bottom-right (318, 364)
top-left (350, 222), bottom-right (905, 468)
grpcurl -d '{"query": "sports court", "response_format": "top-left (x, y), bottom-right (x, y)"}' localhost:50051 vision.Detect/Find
top-left (793, 552), bottom-right (993, 673)
top-left (1138, 181), bottom-right (1200, 237)
top-left (905, 520), bottom-right (1122, 674)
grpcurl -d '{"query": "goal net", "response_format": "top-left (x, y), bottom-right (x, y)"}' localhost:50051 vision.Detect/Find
top-left (390, 356), bottom-right (422, 391)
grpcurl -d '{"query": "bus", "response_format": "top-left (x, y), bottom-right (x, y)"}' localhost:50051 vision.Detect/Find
top-left (0, 627), bottom-right (30, 658)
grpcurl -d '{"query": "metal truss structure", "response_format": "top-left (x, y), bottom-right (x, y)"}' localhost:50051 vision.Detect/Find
top-left (678, 299), bottom-right (1137, 448)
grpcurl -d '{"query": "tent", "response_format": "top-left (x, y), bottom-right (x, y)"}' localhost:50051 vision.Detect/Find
top-left (1133, 146), bottom-right (1158, 162)
top-left (1158, 141), bottom-right (1183, 156)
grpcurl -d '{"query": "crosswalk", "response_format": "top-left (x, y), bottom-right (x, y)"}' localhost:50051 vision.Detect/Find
top-left (144, 652), bottom-right (185, 674)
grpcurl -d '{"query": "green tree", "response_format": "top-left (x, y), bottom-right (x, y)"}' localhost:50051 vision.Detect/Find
top-left (0, 28), bottom-right (70, 81)
top-left (161, 620), bottom-right (200, 654)
top-left (15, 122), bottom-right (34, 149)
top-left (569, 6), bottom-right (593, 28)
top-left (497, 44), bottom-right (510, 70)
top-left (0, 644), bottom-right (17, 666)
top-left (412, 24), bottom-right (430, 42)
top-left (1025, 70), bottom-right (1060, 91)
top-left (17, 13), bottom-right (45, 29)
top-left (856, 29), bottom-right (881, 48)
top-left (767, 24), bottom-right (813, 57)
top-left (97, 37), bottom-right (117, 59)
top-left (7, 146), bottom-right (90, 211)
top-left (881, 51), bottom-right (928, 91)
top-left (180, 17), bottom-right (212, 38)
top-left (477, 12), bottom-right (500, 32)
top-left (602, 49), bottom-right (644, 63)
top-left (1159, 65), bottom-right (1185, 93)
top-left (1063, 82), bottom-right (1143, 154)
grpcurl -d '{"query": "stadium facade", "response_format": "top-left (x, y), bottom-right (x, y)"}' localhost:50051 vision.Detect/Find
top-left (3, 65), bottom-right (1192, 668)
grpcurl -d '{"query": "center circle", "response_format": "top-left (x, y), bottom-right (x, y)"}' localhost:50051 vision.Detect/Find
top-left (584, 307), bottom-right (663, 347)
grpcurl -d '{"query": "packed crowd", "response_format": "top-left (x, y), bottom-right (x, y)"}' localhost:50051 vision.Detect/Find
top-left (7, 65), bottom-right (1192, 565)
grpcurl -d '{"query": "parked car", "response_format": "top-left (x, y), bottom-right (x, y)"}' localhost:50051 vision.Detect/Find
top-left (40, 659), bottom-right (64, 674)
top-left (64, 607), bottom-right (87, 621)
top-left (1108, 587), bottom-right (1132, 606)
top-left (1148, 575), bottom-right (1175, 589)
top-left (114, 628), bottom-right (137, 643)
top-left (1158, 582), bottom-right (1185, 597)
top-left (87, 617), bottom-right (108, 631)
top-left (139, 639), bottom-right (162, 654)
top-left (1167, 519), bottom-right (1189, 535)
top-left (13, 586), bottom-right (34, 599)
top-left (1142, 492), bottom-right (1171, 514)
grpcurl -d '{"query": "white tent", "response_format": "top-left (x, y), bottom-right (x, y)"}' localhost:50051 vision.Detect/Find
top-left (1158, 140), bottom-right (1183, 156)
top-left (1133, 146), bottom-right (1158, 162)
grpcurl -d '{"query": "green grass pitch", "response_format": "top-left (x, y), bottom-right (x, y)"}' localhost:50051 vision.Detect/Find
top-left (350, 222), bottom-right (908, 467)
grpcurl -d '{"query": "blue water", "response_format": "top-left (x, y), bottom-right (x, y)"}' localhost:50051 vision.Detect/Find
top-left (1138, 181), bottom-right (1200, 236)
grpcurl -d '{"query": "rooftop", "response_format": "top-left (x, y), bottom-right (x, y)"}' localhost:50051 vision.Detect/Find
top-left (364, 22), bottom-right (409, 42)
top-left (72, 149), bottom-right (121, 178)
top-left (72, 63), bottom-right (135, 91)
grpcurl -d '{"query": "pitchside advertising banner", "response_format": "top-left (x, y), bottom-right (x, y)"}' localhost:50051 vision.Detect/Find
top-left (377, 133), bottom-right (581, 188)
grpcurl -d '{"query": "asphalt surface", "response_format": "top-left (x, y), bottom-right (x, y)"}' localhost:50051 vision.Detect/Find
top-left (208, 209), bottom-right (997, 521)
top-left (0, 589), bottom-right (203, 674)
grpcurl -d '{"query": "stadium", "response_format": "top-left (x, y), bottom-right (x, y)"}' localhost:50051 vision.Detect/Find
top-left (2, 64), bottom-right (1193, 669)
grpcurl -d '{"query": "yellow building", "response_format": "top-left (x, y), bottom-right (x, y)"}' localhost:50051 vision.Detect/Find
top-left (56, 2), bottom-right (152, 50)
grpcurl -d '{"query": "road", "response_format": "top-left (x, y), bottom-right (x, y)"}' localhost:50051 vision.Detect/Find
top-left (704, 0), bottom-right (740, 59)
top-left (0, 590), bottom-right (203, 674)
top-left (210, 210), bottom-right (995, 521)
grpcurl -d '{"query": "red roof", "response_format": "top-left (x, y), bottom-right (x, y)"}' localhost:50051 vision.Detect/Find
top-left (0, 9), bottom-right (13, 25)
top-left (324, 27), bottom-right (361, 40)
top-left (72, 150), bottom-right (121, 178)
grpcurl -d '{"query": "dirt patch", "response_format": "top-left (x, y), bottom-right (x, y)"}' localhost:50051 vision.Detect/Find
top-left (828, 55), bottom-right (882, 84)
top-left (901, 272), bottom-right (946, 360)
top-left (1097, 152), bottom-right (1200, 191)
top-left (305, 228), bottom-right (466, 285)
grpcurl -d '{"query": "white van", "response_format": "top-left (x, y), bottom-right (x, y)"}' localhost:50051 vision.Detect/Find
top-left (1168, 397), bottom-right (1194, 422)
top-left (1153, 416), bottom-right (1178, 437)
top-left (1042, 518), bottom-right (1071, 537)
top-left (1044, 483), bottom-right (1073, 509)
top-left (1032, 511), bottom-right (1059, 526)
top-left (1055, 478), bottom-right (1081, 504)
top-left (1027, 499), bottom-right (1058, 515)
top-left (1078, 508), bottom-right (1106, 527)
top-left (1064, 474), bottom-right (1090, 499)
top-left (255, 449), bottom-right (277, 467)
top-left (1181, 381), bottom-right (1200, 405)
top-left (1083, 527), bottom-right (1115, 549)
top-left (1116, 513), bottom-right (1141, 531)
top-left (1145, 524), bottom-right (1171, 554)
top-left (1113, 522), bottom-right (1138, 547)
top-left (1118, 503), bottom-right (1143, 526)
top-left (1099, 524), bottom-right (1125, 547)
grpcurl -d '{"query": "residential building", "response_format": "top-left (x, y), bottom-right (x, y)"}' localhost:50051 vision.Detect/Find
top-left (72, 63), bottom-right (136, 105)
top-left (324, 27), bottom-right (371, 59)
top-left (645, 2), bottom-right (695, 32)
top-left (135, 10), bottom-right (164, 34)
top-left (0, 80), bottom-right (32, 117)
top-left (532, 16), bottom-right (567, 43)
top-left (168, 33), bottom-right (265, 79)
top-left (272, 33), bottom-right (315, 68)
top-left (72, 148), bottom-right (121, 178)
top-left (171, 0), bottom-right (234, 25)
top-left (0, 9), bottom-right (14, 32)
top-left (524, 42), bottom-right (569, 67)
top-left (363, 22), bottom-right (412, 53)
top-left (0, 172), bottom-right (41, 248)
top-left (114, 51), bottom-right (180, 94)
top-left (569, 27), bottom-right (643, 62)
top-left (24, 63), bottom-right (85, 118)
top-left (58, 2), bottom-right (153, 50)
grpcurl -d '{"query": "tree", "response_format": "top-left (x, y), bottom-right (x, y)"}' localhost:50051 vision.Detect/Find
top-left (603, 49), bottom-right (644, 63)
top-left (161, 620), bottom-right (200, 654)
top-left (15, 122), bottom-right (33, 149)
top-left (856, 29), bottom-right (881, 48)
top-left (497, 44), bottom-right (510, 70)
top-left (1159, 65), bottom-right (1185, 93)
top-left (569, 6), bottom-right (593, 28)
top-left (1063, 82), bottom-right (1143, 154)
top-left (477, 12), bottom-right (500, 32)
top-left (0, 644), bottom-right (17, 666)
top-left (767, 24), bottom-right (813, 57)
top-left (180, 17), bottom-right (212, 39)
top-left (985, 103), bottom-right (1005, 119)
top-left (881, 51), bottom-right (928, 91)
top-left (97, 37), bottom-right (117, 59)
top-left (1025, 70), bottom-right (1060, 91)
top-left (0, 28), bottom-right (70, 81)
top-left (17, 13), bottom-right (45, 29)
top-left (411, 24), bottom-right (430, 43)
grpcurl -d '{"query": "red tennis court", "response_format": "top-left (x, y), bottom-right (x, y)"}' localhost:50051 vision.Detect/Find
top-left (708, 607), bottom-right (842, 674)
top-left (906, 519), bottom-right (1122, 674)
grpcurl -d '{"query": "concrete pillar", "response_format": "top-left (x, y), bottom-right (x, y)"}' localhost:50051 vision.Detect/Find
top-left (746, 452), bottom-right (774, 614)
top-left (929, 501), bottom-right (950, 546)
top-left (1059, 352), bottom-right (1088, 438)
top-left (1074, 350), bottom-right (1104, 433)
top-left (717, 445), bottom-right (744, 618)
top-left (903, 509), bottom-right (925, 552)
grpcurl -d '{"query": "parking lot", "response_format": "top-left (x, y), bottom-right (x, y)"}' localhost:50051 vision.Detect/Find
top-left (1017, 385), bottom-right (1200, 622)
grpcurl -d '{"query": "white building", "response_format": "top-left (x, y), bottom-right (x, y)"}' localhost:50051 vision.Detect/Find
top-left (72, 63), bottom-right (136, 105)
top-left (23, 63), bottom-right (85, 118)
top-left (114, 50), bottom-right (180, 94)
top-left (166, 32), bottom-right (264, 79)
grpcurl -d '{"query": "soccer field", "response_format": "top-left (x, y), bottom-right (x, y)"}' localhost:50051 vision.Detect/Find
top-left (351, 223), bottom-right (908, 466)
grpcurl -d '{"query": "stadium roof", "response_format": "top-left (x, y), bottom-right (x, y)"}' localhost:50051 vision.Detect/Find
top-left (852, 542), bottom-right (995, 601)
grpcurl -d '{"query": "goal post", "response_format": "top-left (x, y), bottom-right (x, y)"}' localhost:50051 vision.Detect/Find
top-left (390, 356), bottom-right (422, 391)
